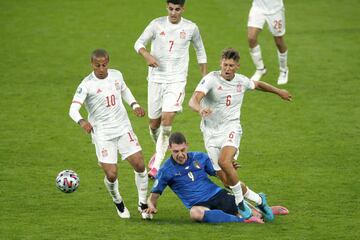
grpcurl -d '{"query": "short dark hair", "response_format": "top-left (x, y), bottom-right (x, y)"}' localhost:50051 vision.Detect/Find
top-left (221, 48), bottom-right (240, 62)
top-left (169, 132), bottom-right (187, 146)
top-left (167, 0), bottom-right (185, 6)
top-left (91, 49), bottom-right (109, 61)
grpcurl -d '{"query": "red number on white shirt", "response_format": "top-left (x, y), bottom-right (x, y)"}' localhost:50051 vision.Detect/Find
top-left (127, 132), bottom-right (135, 142)
top-left (229, 131), bottom-right (235, 139)
top-left (226, 95), bottom-right (231, 106)
top-left (106, 95), bottom-right (116, 107)
top-left (176, 92), bottom-right (182, 103)
top-left (169, 40), bottom-right (174, 52)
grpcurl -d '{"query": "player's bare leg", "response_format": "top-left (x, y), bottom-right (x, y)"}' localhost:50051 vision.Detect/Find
top-left (149, 118), bottom-right (161, 144)
top-left (101, 163), bottom-right (130, 218)
top-left (218, 146), bottom-right (252, 219)
top-left (274, 36), bottom-right (288, 84)
top-left (248, 27), bottom-right (267, 81)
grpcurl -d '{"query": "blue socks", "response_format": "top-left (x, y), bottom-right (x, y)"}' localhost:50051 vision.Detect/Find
top-left (203, 210), bottom-right (244, 223)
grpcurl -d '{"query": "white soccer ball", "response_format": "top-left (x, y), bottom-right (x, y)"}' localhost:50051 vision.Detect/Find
top-left (55, 169), bottom-right (80, 193)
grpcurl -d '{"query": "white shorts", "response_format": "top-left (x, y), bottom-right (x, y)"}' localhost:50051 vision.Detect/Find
top-left (94, 130), bottom-right (142, 164)
top-left (203, 129), bottom-right (242, 171)
top-left (147, 81), bottom-right (186, 119)
top-left (248, 7), bottom-right (286, 36)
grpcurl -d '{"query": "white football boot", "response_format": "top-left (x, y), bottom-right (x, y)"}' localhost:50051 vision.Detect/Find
top-left (250, 67), bottom-right (267, 81)
top-left (277, 69), bottom-right (289, 85)
top-left (115, 201), bottom-right (130, 219)
top-left (138, 203), bottom-right (153, 220)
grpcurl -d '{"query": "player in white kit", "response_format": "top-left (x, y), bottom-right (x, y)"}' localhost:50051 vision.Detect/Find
top-left (247, 0), bottom-right (289, 84)
top-left (189, 48), bottom-right (292, 220)
top-left (134, 0), bottom-right (207, 179)
top-left (69, 49), bottom-right (151, 220)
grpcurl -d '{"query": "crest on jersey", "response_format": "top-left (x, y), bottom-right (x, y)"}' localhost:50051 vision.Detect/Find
top-left (115, 80), bottom-right (120, 90)
top-left (217, 85), bottom-right (223, 91)
top-left (237, 84), bottom-right (242, 92)
top-left (96, 88), bottom-right (102, 93)
top-left (180, 30), bottom-right (186, 39)
top-left (160, 31), bottom-right (166, 36)
top-left (193, 160), bottom-right (201, 169)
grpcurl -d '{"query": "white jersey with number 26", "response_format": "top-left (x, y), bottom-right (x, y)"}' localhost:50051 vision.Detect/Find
top-left (72, 69), bottom-right (133, 141)
top-left (195, 71), bottom-right (255, 135)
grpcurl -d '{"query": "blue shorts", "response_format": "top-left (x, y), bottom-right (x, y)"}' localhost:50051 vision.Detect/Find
top-left (193, 189), bottom-right (238, 215)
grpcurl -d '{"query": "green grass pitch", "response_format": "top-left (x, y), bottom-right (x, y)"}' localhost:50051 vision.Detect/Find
top-left (1, 0), bottom-right (359, 239)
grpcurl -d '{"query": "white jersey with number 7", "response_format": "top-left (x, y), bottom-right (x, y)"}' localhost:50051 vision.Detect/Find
top-left (134, 16), bottom-right (207, 83)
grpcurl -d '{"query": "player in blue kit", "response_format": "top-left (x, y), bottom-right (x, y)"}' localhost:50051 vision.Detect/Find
top-left (145, 132), bottom-right (265, 223)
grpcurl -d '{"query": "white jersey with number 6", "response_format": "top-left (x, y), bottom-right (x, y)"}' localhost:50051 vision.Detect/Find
top-left (134, 16), bottom-right (207, 83)
top-left (71, 69), bottom-right (133, 140)
top-left (195, 71), bottom-right (255, 135)
top-left (252, 0), bottom-right (284, 14)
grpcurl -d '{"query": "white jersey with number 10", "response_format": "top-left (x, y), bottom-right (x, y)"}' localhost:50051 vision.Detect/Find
top-left (71, 69), bottom-right (133, 141)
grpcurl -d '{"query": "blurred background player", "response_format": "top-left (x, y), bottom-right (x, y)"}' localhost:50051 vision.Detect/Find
top-left (247, 0), bottom-right (289, 84)
top-left (134, 0), bottom-right (207, 178)
top-left (69, 49), bottom-right (151, 219)
top-left (189, 48), bottom-right (292, 220)
top-left (145, 132), bottom-right (264, 224)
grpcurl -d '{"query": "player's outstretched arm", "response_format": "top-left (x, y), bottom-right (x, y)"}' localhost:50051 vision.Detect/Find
top-left (254, 81), bottom-right (292, 101)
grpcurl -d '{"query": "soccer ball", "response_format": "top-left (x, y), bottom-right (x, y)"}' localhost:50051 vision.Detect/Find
top-left (55, 169), bottom-right (80, 193)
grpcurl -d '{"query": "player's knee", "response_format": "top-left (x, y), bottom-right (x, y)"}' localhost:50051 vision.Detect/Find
top-left (130, 155), bottom-right (145, 172)
top-left (189, 207), bottom-right (204, 222)
top-left (105, 172), bottom-right (117, 182)
top-left (248, 35), bottom-right (258, 48)
top-left (218, 157), bottom-right (230, 169)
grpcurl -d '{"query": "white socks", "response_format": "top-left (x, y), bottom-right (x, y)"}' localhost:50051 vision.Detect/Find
top-left (153, 125), bottom-right (172, 170)
top-left (250, 45), bottom-right (265, 70)
top-left (278, 50), bottom-right (288, 72)
top-left (104, 177), bottom-right (123, 204)
top-left (229, 182), bottom-right (244, 205)
top-left (149, 126), bottom-right (160, 144)
top-left (135, 170), bottom-right (148, 204)
top-left (244, 187), bottom-right (262, 205)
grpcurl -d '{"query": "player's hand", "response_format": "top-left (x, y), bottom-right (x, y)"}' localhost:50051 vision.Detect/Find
top-left (145, 205), bottom-right (158, 214)
top-left (278, 89), bottom-right (292, 101)
top-left (145, 54), bottom-right (159, 68)
top-left (78, 119), bottom-right (93, 134)
top-left (133, 106), bottom-right (145, 117)
top-left (199, 107), bottom-right (212, 117)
